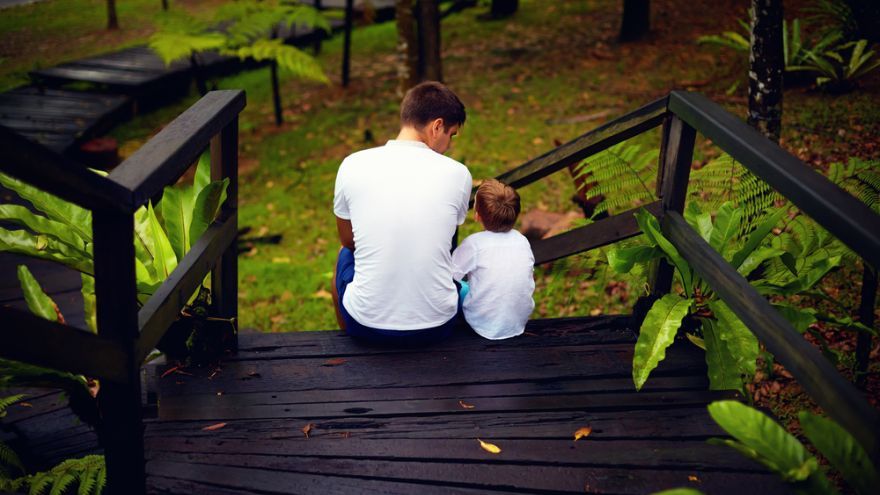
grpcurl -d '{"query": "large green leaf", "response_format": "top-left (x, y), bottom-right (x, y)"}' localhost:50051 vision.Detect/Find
top-left (158, 186), bottom-right (193, 263)
top-left (193, 152), bottom-right (212, 197)
top-left (635, 208), bottom-right (693, 296)
top-left (799, 412), bottom-right (880, 495)
top-left (708, 300), bottom-right (758, 382)
top-left (730, 207), bottom-right (787, 269)
top-left (0, 227), bottom-right (93, 275)
top-left (633, 294), bottom-right (691, 390)
top-left (737, 247), bottom-right (785, 277)
top-left (0, 172), bottom-right (91, 241)
top-left (147, 203), bottom-right (178, 279)
top-left (607, 244), bottom-right (661, 274)
top-left (708, 202), bottom-right (742, 257)
top-left (701, 319), bottom-right (742, 390)
top-left (133, 206), bottom-right (161, 284)
top-left (0, 205), bottom-right (88, 253)
top-left (189, 178), bottom-right (229, 245)
top-left (707, 401), bottom-right (833, 489)
top-left (684, 202), bottom-right (713, 242)
top-left (16, 265), bottom-right (58, 322)
top-left (80, 274), bottom-right (96, 333)
top-left (772, 304), bottom-right (816, 333)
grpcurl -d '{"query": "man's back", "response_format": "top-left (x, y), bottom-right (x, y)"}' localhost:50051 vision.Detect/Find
top-left (334, 139), bottom-right (472, 330)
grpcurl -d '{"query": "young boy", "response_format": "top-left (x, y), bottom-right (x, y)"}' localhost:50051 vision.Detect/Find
top-left (452, 179), bottom-right (535, 340)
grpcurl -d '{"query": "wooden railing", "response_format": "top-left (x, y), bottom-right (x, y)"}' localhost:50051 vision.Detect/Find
top-left (0, 90), bottom-right (245, 494)
top-left (500, 90), bottom-right (880, 467)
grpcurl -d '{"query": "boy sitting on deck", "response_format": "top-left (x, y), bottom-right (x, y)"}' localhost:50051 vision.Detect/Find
top-left (452, 179), bottom-right (535, 340)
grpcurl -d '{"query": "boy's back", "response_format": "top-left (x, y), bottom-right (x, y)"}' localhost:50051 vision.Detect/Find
top-left (452, 229), bottom-right (535, 339)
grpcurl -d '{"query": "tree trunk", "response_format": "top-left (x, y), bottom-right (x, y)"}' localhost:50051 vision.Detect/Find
top-left (162, 0), bottom-right (169, 11)
top-left (107, 0), bottom-right (119, 30)
top-left (395, 0), bottom-right (420, 95)
top-left (490, 0), bottom-right (518, 18)
top-left (418, 0), bottom-right (442, 82)
top-left (748, 0), bottom-right (783, 142)
top-left (342, 0), bottom-right (353, 87)
top-left (619, 0), bottom-right (649, 42)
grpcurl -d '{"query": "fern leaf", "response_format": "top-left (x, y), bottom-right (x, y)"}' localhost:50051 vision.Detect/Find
top-left (149, 32), bottom-right (226, 65)
top-left (0, 441), bottom-right (24, 476)
top-left (0, 394), bottom-right (25, 415)
top-left (230, 39), bottom-right (328, 84)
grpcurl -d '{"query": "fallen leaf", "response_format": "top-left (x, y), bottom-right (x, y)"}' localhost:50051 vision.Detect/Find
top-left (18, 402), bottom-right (32, 408)
top-left (477, 438), bottom-right (501, 454)
top-left (202, 422), bottom-right (227, 431)
top-left (161, 366), bottom-right (180, 379)
top-left (459, 400), bottom-right (475, 409)
top-left (688, 475), bottom-right (700, 482)
top-left (323, 357), bottom-right (347, 366)
top-left (589, 308), bottom-right (602, 316)
top-left (573, 426), bottom-right (592, 441)
top-left (312, 289), bottom-right (333, 300)
top-left (272, 256), bottom-right (290, 263)
top-left (302, 423), bottom-right (314, 438)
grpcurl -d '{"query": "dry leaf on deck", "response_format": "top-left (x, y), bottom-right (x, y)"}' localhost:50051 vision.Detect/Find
top-left (688, 475), bottom-right (700, 482)
top-left (18, 402), bottom-right (32, 408)
top-left (302, 423), bottom-right (315, 438)
top-left (161, 366), bottom-right (180, 379)
top-left (573, 426), bottom-right (592, 441)
top-left (477, 438), bottom-right (501, 454)
top-left (458, 400), bottom-right (475, 409)
top-left (202, 422), bottom-right (227, 431)
top-left (323, 357), bottom-right (347, 366)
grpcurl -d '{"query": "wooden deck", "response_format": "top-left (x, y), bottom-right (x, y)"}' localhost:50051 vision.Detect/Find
top-left (141, 317), bottom-right (785, 494)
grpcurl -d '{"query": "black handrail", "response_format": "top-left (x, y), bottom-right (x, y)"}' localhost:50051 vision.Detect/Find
top-left (0, 90), bottom-right (245, 494)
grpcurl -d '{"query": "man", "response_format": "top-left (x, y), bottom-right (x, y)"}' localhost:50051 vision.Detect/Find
top-left (332, 81), bottom-right (471, 344)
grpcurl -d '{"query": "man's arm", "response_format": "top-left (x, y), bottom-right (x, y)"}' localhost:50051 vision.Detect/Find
top-left (336, 216), bottom-right (355, 250)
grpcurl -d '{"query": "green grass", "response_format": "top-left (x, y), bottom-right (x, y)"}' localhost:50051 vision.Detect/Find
top-left (0, 0), bottom-right (231, 91)
top-left (104, 0), bottom-right (879, 332)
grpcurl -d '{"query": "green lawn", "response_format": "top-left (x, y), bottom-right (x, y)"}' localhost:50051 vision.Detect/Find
top-left (0, 0), bottom-right (231, 91)
top-left (104, 0), bottom-right (879, 332)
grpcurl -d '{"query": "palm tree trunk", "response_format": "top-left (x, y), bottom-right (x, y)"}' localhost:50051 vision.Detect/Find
top-left (747, 0), bottom-right (783, 142)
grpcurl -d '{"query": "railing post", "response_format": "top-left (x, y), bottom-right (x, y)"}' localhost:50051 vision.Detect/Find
top-left (92, 210), bottom-right (144, 495)
top-left (856, 264), bottom-right (877, 389)
top-left (648, 114), bottom-right (696, 296)
top-left (211, 117), bottom-right (239, 351)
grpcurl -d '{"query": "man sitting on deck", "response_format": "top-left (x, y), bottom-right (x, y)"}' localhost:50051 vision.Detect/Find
top-left (332, 81), bottom-right (472, 344)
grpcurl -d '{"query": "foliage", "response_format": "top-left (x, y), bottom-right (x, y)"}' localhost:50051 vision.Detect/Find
top-left (571, 142), bottom-right (658, 219)
top-left (708, 400), bottom-right (880, 495)
top-left (0, 394), bottom-right (26, 483)
top-left (790, 39), bottom-right (880, 92)
top-left (829, 158), bottom-right (880, 213)
top-left (149, 0), bottom-right (330, 84)
top-left (18, 455), bottom-right (106, 495)
top-left (610, 200), bottom-right (861, 391)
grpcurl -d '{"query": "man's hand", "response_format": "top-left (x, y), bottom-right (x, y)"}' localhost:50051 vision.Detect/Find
top-left (336, 217), bottom-right (354, 250)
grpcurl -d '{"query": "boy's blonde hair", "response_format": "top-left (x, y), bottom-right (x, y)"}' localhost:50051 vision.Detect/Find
top-left (475, 179), bottom-right (520, 232)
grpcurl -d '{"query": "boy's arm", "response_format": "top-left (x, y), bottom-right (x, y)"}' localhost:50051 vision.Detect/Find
top-left (336, 217), bottom-right (355, 250)
top-left (451, 238), bottom-right (476, 281)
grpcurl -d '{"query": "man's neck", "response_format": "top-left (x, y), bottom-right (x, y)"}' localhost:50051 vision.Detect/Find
top-left (396, 126), bottom-right (426, 144)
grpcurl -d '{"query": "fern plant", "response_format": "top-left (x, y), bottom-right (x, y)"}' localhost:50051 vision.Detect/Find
top-left (830, 157), bottom-right (880, 213)
top-left (150, 0), bottom-right (330, 124)
top-left (22, 455), bottom-right (106, 495)
top-left (688, 152), bottom-right (777, 235)
top-left (0, 394), bottom-right (26, 487)
top-left (571, 142), bottom-right (658, 219)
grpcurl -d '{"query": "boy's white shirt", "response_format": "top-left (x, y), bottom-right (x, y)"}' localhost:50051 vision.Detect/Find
top-left (452, 229), bottom-right (535, 339)
top-left (334, 139), bottom-right (472, 330)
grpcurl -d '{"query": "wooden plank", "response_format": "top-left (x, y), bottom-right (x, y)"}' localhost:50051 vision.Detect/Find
top-left (32, 66), bottom-right (160, 86)
top-left (0, 124), bottom-right (133, 212)
top-left (147, 462), bottom-right (525, 495)
top-left (109, 90), bottom-right (246, 208)
top-left (668, 91), bottom-right (880, 268)
top-left (496, 96), bottom-right (667, 189)
top-left (144, 456), bottom-right (783, 494)
top-left (532, 201), bottom-right (661, 265)
top-left (136, 214), bottom-right (238, 362)
top-left (92, 209), bottom-right (145, 495)
top-left (649, 114), bottom-right (696, 295)
top-left (147, 442), bottom-right (768, 477)
top-left (0, 307), bottom-right (129, 383)
top-left (144, 405), bottom-right (722, 441)
top-left (156, 388), bottom-right (734, 421)
top-left (661, 211), bottom-right (880, 465)
top-left (154, 341), bottom-right (706, 397)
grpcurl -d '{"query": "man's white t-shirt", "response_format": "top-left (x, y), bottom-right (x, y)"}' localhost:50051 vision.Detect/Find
top-left (452, 230), bottom-right (535, 339)
top-left (333, 139), bottom-right (472, 330)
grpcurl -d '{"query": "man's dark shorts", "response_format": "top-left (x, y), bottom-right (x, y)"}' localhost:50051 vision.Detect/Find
top-left (336, 247), bottom-right (462, 345)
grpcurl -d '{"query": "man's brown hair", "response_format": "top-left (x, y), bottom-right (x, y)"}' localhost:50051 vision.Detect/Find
top-left (400, 81), bottom-right (466, 129)
top-left (475, 179), bottom-right (521, 233)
